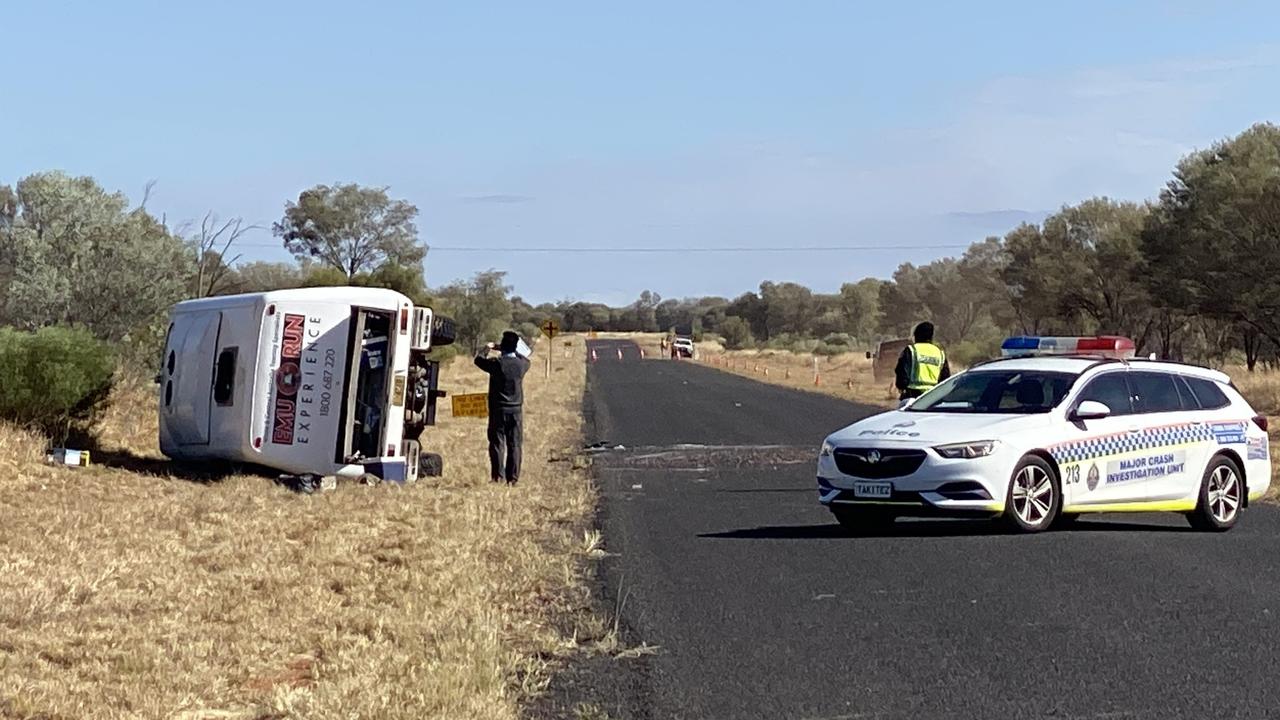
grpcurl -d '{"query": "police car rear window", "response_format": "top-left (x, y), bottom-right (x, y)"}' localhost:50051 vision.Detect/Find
top-left (1129, 372), bottom-right (1183, 414)
top-left (1183, 376), bottom-right (1230, 410)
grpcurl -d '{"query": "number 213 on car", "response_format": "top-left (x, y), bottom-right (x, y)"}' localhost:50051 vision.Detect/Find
top-left (1063, 464), bottom-right (1081, 485)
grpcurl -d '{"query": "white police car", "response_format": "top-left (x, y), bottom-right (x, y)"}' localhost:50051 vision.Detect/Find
top-left (816, 336), bottom-right (1271, 533)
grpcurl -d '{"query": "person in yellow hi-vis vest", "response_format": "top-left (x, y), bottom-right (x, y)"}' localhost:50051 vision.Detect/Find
top-left (894, 322), bottom-right (952, 400)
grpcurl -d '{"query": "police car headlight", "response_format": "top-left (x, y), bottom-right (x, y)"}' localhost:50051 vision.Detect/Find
top-left (820, 440), bottom-right (835, 457)
top-left (934, 441), bottom-right (999, 459)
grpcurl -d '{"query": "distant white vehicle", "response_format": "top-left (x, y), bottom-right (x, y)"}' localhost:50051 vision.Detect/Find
top-left (672, 337), bottom-right (695, 358)
top-left (159, 287), bottom-right (454, 482)
top-left (817, 336), bottom-right (1271, 533)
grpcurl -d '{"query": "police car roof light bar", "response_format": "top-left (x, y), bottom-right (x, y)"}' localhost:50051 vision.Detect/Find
top-left (999, 336), bottom-right (1136, 360)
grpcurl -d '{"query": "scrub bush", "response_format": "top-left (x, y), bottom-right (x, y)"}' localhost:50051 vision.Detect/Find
top-left (947, 339), bottom-right (992, 369)
top-left (821, 333), bottom-right (856, 351)
top-left (0, 326), bottom-right (115, 438)
top-left (718, 317), bottom-right (754, 350)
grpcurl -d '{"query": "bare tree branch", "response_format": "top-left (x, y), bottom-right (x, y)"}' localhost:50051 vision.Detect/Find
top-left (191, 212), bottom-right (261, 297)
top-left (140, 179), bottom-right (157, 211)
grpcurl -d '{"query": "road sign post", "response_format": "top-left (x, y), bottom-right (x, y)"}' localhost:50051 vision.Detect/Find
top-left (541, 320), bottom-right (560, 378)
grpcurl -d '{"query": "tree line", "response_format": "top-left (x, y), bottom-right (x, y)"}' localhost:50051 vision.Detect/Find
top-left (2, 122), bottom-right (1278, 372)
top-left (531, 123), bottom-right (1280, 369)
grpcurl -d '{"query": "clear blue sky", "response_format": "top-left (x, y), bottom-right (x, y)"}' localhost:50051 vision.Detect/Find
top-left (4, 1), bottom-right (1278, 305)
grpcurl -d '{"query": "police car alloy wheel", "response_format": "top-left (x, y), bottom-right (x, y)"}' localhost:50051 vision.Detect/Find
top-left (1003, 455), bottom-right (1059, 533)
top-left (1188, 455), bottom-right (1244, 532)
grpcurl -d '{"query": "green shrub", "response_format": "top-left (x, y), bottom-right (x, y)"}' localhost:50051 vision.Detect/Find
top-left (812, 341), bottom-right (845, 357)
top-left (785, 337), bottom-right (821, 354)
top-left (516, 323), bottom-right (542, 346)
top-left (821, 333), bottom-right (856, 350)
top-left (0, 326), bottom-right (115, 438)
top-left (428, 343), bottom-right (460, 364)
top-left (719, 317), bottom-right (754, 350)
top-left (118, 315), bottom-right (171, 381)
top-left (948, 339), bottom-right (994, 368)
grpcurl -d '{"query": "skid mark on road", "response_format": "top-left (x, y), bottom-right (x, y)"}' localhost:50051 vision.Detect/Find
top-left (591, 443), bottom-right (815, 470)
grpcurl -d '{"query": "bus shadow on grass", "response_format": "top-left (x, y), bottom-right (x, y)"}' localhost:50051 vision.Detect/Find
top-left (91, 447), bottom-right (267, 484)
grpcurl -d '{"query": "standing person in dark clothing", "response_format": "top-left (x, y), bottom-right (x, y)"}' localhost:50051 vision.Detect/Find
top-left (475, 331), bottom-right (531, 484)
top-left (894, 322), bottom-right (951, 400)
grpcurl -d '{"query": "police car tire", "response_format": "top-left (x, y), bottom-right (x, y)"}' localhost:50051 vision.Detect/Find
top-left (431, 315), bottom-right (457, 347)
top-left (1187, 455), bottom-right (1243, 532)
top-left (1003, 455), bottom-right (1060, 533)
top-left (831, 507), bottom-right (895, 535)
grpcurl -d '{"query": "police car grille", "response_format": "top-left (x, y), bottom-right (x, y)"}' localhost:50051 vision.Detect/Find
top-left (832, 448), bottom-right (927, 479)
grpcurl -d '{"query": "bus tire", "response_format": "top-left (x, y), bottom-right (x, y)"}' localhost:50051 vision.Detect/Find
top-left (420, 453), bottom-right (444, 478)
top-left (431, 315), bottom-right (457, 347)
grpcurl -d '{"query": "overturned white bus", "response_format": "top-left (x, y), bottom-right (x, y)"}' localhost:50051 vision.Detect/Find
top-left (158, 287), bottom-right (454, 482)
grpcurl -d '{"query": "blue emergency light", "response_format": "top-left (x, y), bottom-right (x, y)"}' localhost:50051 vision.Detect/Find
top-left (1000, 336), bottom-right (1136, 359)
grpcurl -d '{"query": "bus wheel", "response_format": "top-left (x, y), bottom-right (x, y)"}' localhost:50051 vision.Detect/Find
top-left (420, 453), bottom-right (444, 478)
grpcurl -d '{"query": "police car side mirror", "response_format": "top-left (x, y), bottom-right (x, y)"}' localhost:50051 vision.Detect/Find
top-left (1071, 400), bottom-right (1111, 421)
top-left (898, 397), bottom-right (916, 410)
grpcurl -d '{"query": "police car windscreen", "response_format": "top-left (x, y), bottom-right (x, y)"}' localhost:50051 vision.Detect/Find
top-left (908, 370), bottom-right (1076, 414)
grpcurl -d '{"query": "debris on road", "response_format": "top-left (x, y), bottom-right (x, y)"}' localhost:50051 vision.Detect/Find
top-left (277, 473), bottom-right (338, 494)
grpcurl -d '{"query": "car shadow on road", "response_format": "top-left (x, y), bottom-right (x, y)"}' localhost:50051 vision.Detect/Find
top-left (716, 488), bottom-right (812, 494)
top-left (700, 521), bottom-right (999, 539)
top-left (1068, 519), bottom-right (1194, 533)
top-left (700, 517), bottom-right (1195, 539)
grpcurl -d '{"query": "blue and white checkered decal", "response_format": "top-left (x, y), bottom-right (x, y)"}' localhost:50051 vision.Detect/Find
top-left (1050, 422), bottom-right (1218, 465)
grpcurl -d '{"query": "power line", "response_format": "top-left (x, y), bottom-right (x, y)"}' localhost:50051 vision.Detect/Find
top-left (228, 243), bottom-right (971, 253)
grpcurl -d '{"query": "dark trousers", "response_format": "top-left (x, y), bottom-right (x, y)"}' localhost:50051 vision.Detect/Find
top-left (487, 407), bottom-right (523, 483)
top-left (899, 387), bottom-right (926, 400)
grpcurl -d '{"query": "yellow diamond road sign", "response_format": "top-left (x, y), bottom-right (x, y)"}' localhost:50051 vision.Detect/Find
top-left (541, 319), bottom-right (560, 339)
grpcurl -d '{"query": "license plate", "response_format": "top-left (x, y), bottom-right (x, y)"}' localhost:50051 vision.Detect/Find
top-left (853, 481), bottom-right (892, 499)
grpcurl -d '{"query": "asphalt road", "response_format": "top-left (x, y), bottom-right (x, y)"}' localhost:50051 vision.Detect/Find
top-left (556, 339), bottom-right (1280, 720)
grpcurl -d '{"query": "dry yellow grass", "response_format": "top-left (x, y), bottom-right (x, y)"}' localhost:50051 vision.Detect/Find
top-left (0, 336), bottom-right (601, 719)
top-left (695, 343), bottom-right (897, 408)
top-left (1222, 367), bottom-right (1280, 500)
